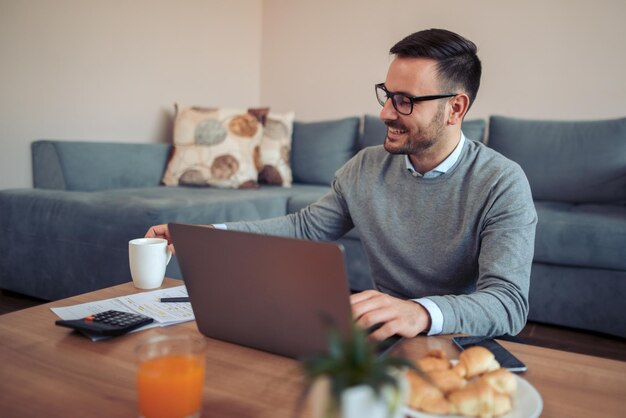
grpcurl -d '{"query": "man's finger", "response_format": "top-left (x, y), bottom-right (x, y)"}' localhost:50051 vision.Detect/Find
top-left (349, 289), bottom-right (379, 304)
top-left (367, 319), bottom-right (402, 341)
top-left (355, 305), bottom-right (397, 331)
top-left (351, 291), bottom-right (392, 320)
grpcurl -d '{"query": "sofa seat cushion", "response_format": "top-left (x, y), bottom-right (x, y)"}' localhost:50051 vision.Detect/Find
top-left (0, 184), bottom-right (328, 299)
top-left (1, 185), bottom-right (332, 240)
top-left (534, 201), bottom-right (626, 270)
top-left (286, 190), bottom-right (361, 240)
top-left (286, 189), bottom-right (330, 213)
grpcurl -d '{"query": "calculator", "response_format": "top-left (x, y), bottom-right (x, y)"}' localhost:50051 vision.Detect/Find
top-left (55, 310), bottom-right (154, 337)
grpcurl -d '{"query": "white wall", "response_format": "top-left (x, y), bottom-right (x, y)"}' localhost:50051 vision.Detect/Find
top-left (2, 0), bottom-right (625, 189)
top-left (0, 0), bottom-right (262, 189)
top-left (261, 0), bottom-right (626, 121)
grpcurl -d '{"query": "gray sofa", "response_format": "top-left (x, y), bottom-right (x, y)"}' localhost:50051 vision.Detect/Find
top-left (487, 116), bottom-right (626, 338)
top-left (2, 115), bottom-right (624, 338)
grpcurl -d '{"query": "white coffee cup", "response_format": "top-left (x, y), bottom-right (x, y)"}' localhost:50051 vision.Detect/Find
top-left (129, 238), bottom-right (172, 289)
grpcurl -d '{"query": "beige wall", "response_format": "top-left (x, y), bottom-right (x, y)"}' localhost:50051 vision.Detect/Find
top-left (261, 0), bottom-right (626, 121)
top-left (0, 0), bottom-right (262, 189)
top-left (2, 0), bottom-right (625, 189)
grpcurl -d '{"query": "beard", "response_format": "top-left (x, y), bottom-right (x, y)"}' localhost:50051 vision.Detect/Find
top-left (383, 102), bottom-right (447, 155)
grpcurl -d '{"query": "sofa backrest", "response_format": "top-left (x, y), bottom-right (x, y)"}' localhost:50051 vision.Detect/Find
top-left (290, 117), bottom-right (360, 186)
top-left (359, 115), bottom-right (486, 150)
top-left (32, 140), bottom-right (171, 191)
top-left (488, 116), bottom-right (626, 204)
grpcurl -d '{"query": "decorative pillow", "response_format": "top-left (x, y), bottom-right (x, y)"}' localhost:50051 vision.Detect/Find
top-left (162, 104), bottom-right (269, 188)
top-left (256, 112), bottom-right (295, 187)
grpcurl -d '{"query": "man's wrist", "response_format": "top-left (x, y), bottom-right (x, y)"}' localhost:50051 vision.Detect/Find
top-left (413, 298), bottom-right (443, 335)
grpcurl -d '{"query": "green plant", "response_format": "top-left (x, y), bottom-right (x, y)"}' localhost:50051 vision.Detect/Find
top-left (300, 321), bottom-right (415, 406)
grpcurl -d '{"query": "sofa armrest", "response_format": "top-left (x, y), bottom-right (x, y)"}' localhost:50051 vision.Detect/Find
top-left (32, 140), bottom-right (171, 191)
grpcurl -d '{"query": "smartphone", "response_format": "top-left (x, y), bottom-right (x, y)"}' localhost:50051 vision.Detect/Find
top-left (452, 336), bottom-right (528, 373)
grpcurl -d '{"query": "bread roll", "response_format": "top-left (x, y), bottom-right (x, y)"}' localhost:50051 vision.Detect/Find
top-left (493, 391), bottom-right (513, 416)
top-left (453, 346), bottom-right (500, 379)
top-left (447, 379), bottom-right (494, 418)
top-left (416, 349), bottom-right (452, 372)
top-left (427, 369), bottom-right (467, 394)
top-left (481, 368), bottom-right (517, 395)
top-left (408, 346), bottom-right (519, 417)
top-left (406, 370), bottom-right (450, 415)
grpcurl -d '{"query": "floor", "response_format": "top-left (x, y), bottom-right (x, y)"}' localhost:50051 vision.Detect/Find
top-left (2, 289), bottom-right (625, 362)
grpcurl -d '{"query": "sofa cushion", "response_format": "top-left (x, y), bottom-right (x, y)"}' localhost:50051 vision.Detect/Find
top-left (32, 140), bottom-right (171, 191)
top-left (359, 115), bottom-right (486, 149)
top-left (0, 185), bottom-right (328, 300)
top-left (291, 117), bottom-right (359, 185)
top-left (286, 189), bottom-right (330, 213)
top-left (533, 201), bottom-right (626, 270)
top-left (488, 116), bottom-right (626, 204)
top-left (162, 104), bottom-right (269, 188)
top-left (528, 262), bottom-right (626, 338)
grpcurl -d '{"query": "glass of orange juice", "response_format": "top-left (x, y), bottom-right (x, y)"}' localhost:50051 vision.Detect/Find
top-left (136, 334), bottom-right (207, 418)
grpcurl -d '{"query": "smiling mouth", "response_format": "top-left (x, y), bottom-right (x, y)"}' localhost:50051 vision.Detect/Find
top-left (388, 127), bottom-right (408, 135)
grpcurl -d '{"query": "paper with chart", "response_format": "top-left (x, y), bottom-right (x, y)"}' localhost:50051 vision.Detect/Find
top-left (51, 285), bottom-right (194, 340)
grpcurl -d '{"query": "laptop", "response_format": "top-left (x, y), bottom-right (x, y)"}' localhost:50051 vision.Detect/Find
top-left (169, 223), bottom-right (355, 359)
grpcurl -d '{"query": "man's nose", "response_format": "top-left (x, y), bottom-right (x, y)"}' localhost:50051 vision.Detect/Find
top-left (380, 98), bottom-right (398, 121)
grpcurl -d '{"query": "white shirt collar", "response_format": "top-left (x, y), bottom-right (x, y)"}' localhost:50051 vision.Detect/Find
top-left (405, 132), bottom-right (466, 178)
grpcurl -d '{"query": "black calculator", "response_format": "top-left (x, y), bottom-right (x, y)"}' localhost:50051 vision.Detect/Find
top-left (55, 310), bottom-right (154, 337)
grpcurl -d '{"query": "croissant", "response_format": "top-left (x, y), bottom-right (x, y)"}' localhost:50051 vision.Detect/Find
top-left (406, 370), bottom-right (451, 415)
top-left (480, 368), bottom-right (517, 395)
top-left (408, 346), bottom-right (518, 417)
top-left (416, 349), bottom-right (452, 372)
top-left (426, 369), bottom-right (467, 394)
top-left (447, 379), bottom-right (495, 418)
top-left (452, 346), bottom-right (500, 379)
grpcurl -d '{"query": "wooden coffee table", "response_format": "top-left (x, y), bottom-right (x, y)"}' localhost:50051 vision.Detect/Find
top-left (0, 278), bottom-right (624, 417)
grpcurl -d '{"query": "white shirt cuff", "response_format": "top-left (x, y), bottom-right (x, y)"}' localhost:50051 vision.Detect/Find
top-left (413, 297), bottom-right (444, 335)
top-left (211, 224), bottom-right (227, 230)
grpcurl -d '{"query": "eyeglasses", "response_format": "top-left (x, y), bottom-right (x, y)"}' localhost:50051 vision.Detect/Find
top-left (375, 83), bottom-right (457, 116)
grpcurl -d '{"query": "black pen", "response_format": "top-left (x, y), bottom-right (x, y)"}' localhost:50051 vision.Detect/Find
top-left (160, 297), bottom-right (190, 303)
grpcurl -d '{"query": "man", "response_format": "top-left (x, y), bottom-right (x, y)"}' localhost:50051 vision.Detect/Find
top-left (147, 28), bottom-right (537, 340)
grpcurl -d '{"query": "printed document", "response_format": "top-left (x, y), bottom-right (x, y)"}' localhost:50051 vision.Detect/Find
top-left (51, 285), bottom-right (194, 340)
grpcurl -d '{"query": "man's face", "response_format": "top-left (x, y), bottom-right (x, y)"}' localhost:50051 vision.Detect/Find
top-left (380, 57), bottom-right (450, 155)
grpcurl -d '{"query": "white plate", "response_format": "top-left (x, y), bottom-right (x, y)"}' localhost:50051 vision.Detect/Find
top-left (402, 372), bottom-right (543, 418)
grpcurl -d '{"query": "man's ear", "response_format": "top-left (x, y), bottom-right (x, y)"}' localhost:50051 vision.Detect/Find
top-left (448, 94), bottom-right (470, 125)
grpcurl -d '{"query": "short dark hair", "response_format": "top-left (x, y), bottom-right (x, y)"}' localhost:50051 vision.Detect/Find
top-left (390, 29), bottom-right (482, 109)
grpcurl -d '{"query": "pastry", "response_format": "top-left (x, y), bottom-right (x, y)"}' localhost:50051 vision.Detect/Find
top-left (453, 346), bottom-right (500, 378)
top-left (406, 371), bottom-right (450, 415)
top-left (416, 349), bottom-right (452, 372)
top-left (427, 368), bottom-right (467, 394)
top-left (408, 346), bottom-right (518, 417)
top-left (480, 368), bottom-right (517, 395)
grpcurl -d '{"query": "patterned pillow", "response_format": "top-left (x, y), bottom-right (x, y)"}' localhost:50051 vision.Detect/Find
top-left (162, 104), bottom-right (269, 188)
top-left (256, 112), bottom-right (295, 187)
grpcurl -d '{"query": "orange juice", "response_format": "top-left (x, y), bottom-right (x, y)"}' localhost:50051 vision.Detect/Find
top-left (137, 353), bottom-right (205, 418)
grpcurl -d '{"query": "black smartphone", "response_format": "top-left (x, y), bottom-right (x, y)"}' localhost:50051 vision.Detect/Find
top-left (451, 336), bottom-right (528, 373)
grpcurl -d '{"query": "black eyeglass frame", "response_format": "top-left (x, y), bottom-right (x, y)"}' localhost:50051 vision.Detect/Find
top-left (375, 83), bottom-right (457, 115)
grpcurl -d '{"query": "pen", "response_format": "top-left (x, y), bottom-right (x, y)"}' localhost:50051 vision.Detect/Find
top-left (160, 297), bottom-right (190, 303)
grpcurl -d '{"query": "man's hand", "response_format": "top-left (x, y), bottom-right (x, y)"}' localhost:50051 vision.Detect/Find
top-left (145, 224), bottom-right (175, 254)
top-left (350, 290), bottom-right (432, 341)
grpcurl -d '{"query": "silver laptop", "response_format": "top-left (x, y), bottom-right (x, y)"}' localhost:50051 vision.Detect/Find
top-left (169, 223), bottom-right (353, 359)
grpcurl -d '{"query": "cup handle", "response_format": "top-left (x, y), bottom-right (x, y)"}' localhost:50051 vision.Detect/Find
top-left (166, 248), bottom-right (172, 265)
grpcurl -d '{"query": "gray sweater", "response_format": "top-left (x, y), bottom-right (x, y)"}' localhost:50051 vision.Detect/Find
top-left (226, 140), bottom-right (537, 336)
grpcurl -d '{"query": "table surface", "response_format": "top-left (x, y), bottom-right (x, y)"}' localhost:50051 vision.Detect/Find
top-left (1, 278), bottom-right (625, 418)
